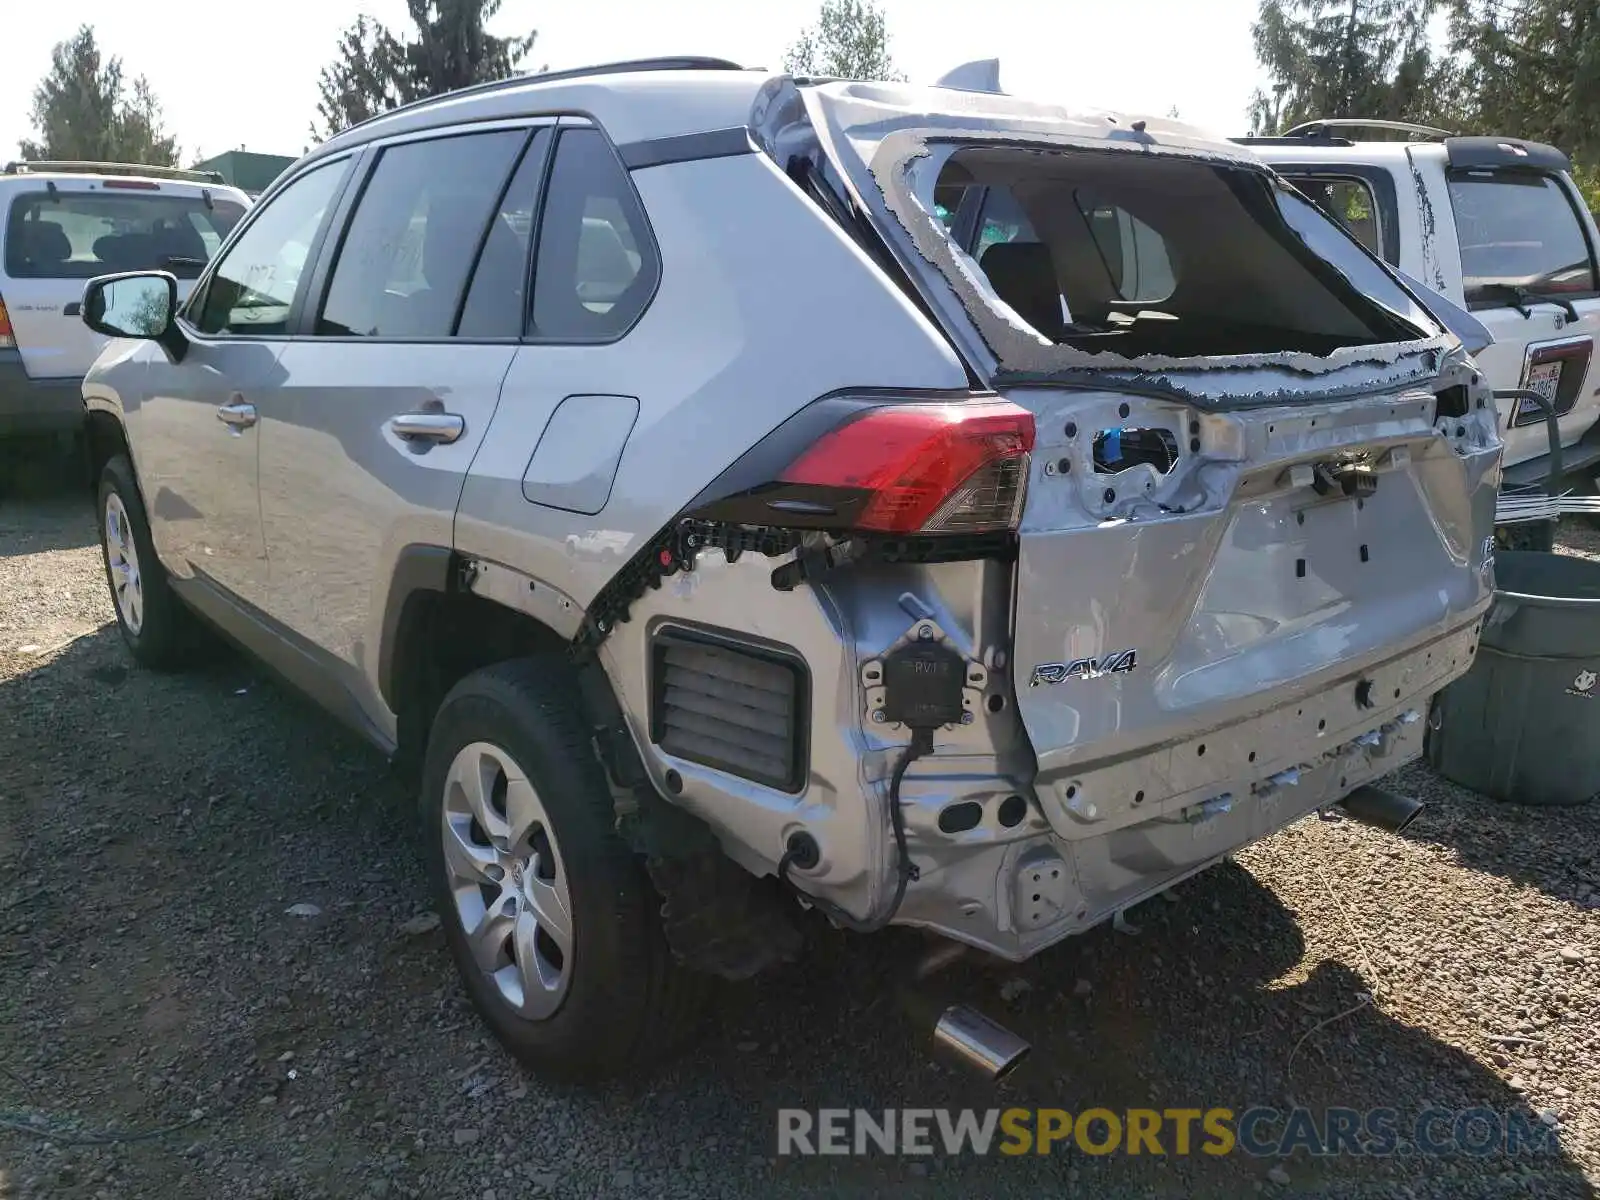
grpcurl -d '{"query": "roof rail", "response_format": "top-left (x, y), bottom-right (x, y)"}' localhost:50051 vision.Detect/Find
top-left (341, 56), bottom-right (748, 136)
top-left (2, 159), bottom-right (227, 184)
top-left (1278, 118), bottom-right (1456, 141)
top-left (1231, 135), bottom-right (1356, 148)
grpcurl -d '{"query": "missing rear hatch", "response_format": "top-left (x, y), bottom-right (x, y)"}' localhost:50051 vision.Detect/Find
top-left (927, 144), bottom-right (1433, 363)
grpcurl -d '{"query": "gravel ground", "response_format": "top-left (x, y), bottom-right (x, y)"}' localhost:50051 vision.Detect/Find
top-left (2, 478), bottom-right (1598, 1200)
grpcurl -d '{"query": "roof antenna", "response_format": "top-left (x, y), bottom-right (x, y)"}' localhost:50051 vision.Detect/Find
top-left (935, 58), bottom-right (1004, 94)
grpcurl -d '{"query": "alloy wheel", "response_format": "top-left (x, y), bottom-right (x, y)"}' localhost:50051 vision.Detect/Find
top-left (104, 492), bottom-right (144, 635)
top-left (440, 741), bottom-right (575, 1019)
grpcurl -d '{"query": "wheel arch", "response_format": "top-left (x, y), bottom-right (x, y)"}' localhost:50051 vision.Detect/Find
top-left (381, 547), bottom-right (587, 775)
top-left (84, 408), bottom-right (132, 495)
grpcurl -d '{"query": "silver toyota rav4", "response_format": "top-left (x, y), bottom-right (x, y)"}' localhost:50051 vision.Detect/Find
top-left (78, 56), bottom-right (1501, 1081)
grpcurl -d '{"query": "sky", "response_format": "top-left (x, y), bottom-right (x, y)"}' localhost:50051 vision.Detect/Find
top-left (2, 0), bottom-right (1267, 166)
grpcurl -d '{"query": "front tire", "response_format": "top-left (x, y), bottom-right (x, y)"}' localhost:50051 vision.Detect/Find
top-left (421, 658), bottom-right (705, 1082)
top-left (97, 454), bottom-right (203, 669)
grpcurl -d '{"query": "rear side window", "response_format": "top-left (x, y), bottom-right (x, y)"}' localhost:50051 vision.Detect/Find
top-left (3, 189), bottom-right (245, 280)
top-left (975, 187), bottom-right (1037, 255)
top-left (932, 182), bottom-right (968, 229)
top-left (531, 127), bottom-right (658, 341)
top-left (457, 129), bottom-right (551, 339)
top-left (317, 130), bottom-right (528, 339)
top-left (1280, 176), bottom-right (1383, 260)
top-left (1072, 191), bottom-right (1175, 304)
top-left (934, 145), bottom-right (1430, 360)
top-left (1447, 171), bottom-right (1599, 305)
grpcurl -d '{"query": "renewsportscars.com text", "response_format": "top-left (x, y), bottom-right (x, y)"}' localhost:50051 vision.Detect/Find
top-left (776, 1106), bottom-right (1563, 1158)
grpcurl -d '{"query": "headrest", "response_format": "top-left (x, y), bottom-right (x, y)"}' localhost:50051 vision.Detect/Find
top-left (22, 220), bottom-right (71, 265)
top-left (979, 241), bottom-right (1064, 335)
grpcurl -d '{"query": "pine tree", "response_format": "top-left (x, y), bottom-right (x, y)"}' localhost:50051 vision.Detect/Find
top-left (783, 0), bottom-right (906, 81)
top-left (18, 25), bottom-right (178, 166)
top-left (1448, 0), bottom-right (1600, 164)
top-left (1249, 0), bottom-right (1449, 134)
top-left (310, 16), bottom-right (411, 144)
top-left (310, 1), bottom-right (537, 143)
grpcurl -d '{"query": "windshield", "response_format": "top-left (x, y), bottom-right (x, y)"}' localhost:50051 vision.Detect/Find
top-left (923, 144), bottom-right (1436, 363)
top-left (3, 188), bottom-right (246, 281)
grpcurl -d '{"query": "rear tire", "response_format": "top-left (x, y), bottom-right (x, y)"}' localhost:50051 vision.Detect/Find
top-left (421, 657), bottom-right (707, 1082)
top-left (96, 454), bottom-right (204, 670)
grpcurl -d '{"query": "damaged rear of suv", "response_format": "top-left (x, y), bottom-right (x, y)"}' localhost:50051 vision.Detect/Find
top-left (84, 61), bottom-right (1501, 1083)
top-left (642, 80), bottom-right (1500, 931)
top-left (569, 79), bottom-right (1499, 1068)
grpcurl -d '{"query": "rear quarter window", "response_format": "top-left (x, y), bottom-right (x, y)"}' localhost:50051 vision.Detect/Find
top-left (530, 127), bottom-right (659, 342)
top-left (1446, 171), bottom-right (1599, 305)
top-left (3, 188), bottom-right (245, 280)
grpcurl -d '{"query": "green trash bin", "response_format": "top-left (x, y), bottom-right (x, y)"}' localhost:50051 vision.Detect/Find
top-left (1427, 550), bottom-right (1600, 806)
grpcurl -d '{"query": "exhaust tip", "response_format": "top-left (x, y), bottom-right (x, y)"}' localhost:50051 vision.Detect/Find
top-left (1390, 806), bottom-right (1425, 836)
top-left (1339, 785), bottom-right (1426, 834)
top-left (932, 1004), bottom-right (1031, 1082)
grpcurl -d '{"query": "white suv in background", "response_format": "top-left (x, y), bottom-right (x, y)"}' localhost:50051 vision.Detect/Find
top-left (1240, 121), bottom-right (1600, 542)
top-left (0, 161), bottom-right (249, 453)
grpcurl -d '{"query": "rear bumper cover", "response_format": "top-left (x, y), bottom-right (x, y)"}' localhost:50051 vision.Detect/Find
top-left (0, 350), bottom-right (84, 437)
top-left (896, 612), bottom-right (1486, 961)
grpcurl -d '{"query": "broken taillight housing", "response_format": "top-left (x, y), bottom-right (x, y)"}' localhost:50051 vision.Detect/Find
top-left (777, 400), bottom-right (1035, 534)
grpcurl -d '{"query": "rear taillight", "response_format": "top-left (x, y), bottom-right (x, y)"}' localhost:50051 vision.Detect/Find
top-left (777, 400), bottom-right (1035, 534)
top-left (0, 294), bottom-right (13, 348)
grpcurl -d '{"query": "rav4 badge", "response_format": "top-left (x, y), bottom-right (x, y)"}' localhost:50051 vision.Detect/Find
top-left (1030, 650), bottom-right (1138, 687)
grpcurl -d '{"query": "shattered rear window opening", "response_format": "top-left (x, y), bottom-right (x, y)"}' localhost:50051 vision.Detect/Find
top-left (918, 143), bottom-right (1437, 366)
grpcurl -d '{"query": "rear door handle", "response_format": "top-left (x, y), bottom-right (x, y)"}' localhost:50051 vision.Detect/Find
top-left (389, 412), bottom-right (465, 444)
top-left (217, 401), bottom-right (257, 431)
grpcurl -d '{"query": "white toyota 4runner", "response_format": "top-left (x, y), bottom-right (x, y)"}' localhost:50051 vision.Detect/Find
top-left (1240, 120), bottom-right (1600, 545)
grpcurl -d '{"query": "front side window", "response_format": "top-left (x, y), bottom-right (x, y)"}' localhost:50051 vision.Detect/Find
top-left (530, 127), bottom-right (658, 341)
top-left (4, 189), bottom-right (245, 280)
top-left (1280, 176), bottom-right (1383, 260)
top-left (317, 130), bottom-right (528, 339)
top-left (1446, 171), bottom-right (1599, 306)
top-left (192, 160), bottom-right (349, 336)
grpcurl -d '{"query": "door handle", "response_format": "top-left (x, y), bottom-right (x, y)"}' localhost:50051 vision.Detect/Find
top-left (217, 401), bottom-right (257, 430)
top-left (389, 411), bottom-right (465, 444)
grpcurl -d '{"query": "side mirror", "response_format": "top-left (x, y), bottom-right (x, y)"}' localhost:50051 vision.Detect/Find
top-left (82, 271), bottom-right (186, 362)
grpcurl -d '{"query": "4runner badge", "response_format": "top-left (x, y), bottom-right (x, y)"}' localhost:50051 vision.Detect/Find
top-left (1030, 649), bottom-right (1138, 687)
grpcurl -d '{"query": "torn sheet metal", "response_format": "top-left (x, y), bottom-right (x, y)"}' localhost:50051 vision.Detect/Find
top-left (775, 80), bottom-right (1459, 406)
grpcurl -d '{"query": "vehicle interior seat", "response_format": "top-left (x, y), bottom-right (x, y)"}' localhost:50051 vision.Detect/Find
top-left (15, 220), bottom-right (72, 273)
top-left (979, 241), bottom-right (1067, 340)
